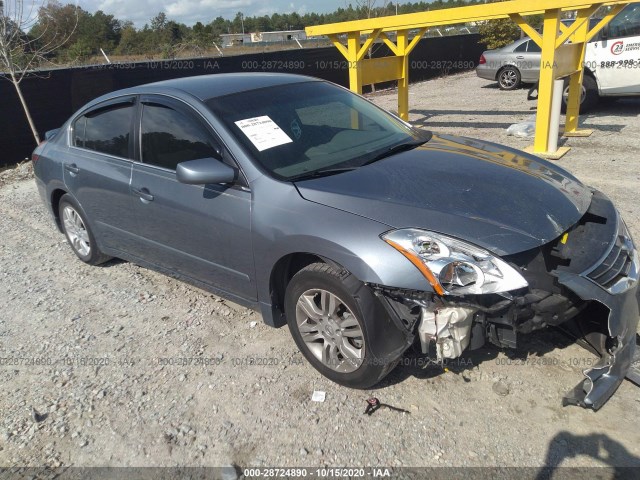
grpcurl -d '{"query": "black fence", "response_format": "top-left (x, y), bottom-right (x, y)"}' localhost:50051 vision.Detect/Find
top-left (0, 34), bottom-right (484, 167)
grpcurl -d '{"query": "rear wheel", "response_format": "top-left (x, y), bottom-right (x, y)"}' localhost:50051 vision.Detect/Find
top-left (498, 66), bottom-right (521, 90)
top-left (284, 263), bottom-right (400, 388)
top-left (59, 194), bottom-right (111, 265)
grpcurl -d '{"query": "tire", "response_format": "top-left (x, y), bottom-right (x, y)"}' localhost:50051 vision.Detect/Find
top-left (497, 66), bottom-right (521, 90)
top-left (561, 75), bottom-right (599, 113)
top-left (59, 194), bottom-right (111, 265)
top-left (284, 263), bottom-right (404, 389)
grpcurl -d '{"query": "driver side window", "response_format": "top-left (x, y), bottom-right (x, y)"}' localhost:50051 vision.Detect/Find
top-left (141, 104), bottom-right (221, 171)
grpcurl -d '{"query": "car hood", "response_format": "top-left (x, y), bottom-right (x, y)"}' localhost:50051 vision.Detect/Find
top-left (295, 134), bottom-right (592, 256)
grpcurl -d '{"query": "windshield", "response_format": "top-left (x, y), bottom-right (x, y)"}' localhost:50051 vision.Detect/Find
top-left (206, 81), bottom-right (429, 181)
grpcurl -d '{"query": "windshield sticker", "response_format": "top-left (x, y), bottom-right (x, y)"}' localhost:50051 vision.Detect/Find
top-left (235, 116), bottom-right (293, 151)
top-left (290, 119), bottom-right (302, 140)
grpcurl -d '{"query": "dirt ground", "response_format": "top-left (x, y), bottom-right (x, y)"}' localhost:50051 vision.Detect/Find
top-left (1, 71), bottom-right (639, 475)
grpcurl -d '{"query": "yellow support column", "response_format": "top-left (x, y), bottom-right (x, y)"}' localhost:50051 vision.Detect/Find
top-left (346, 32), bottom-right (363, 128)
top-left (347, 32), bottom-right (363, 94)
top-left (397, 30), bottom-right (410, 121)
top-left (564, 13), bottom-right (592, 137)
top-left (526, 9), bottom-right (571, 159)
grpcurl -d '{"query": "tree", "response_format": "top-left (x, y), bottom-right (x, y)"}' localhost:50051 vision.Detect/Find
top-left (29, 0), bottom-right (83, 52)
top-left (478, 18), bottom-right (520, 49)
top-left (150, 11), bottom-right (167, 32)
top-left (0, 0), bottom-right (77, 144)
top-left (355, 1), bottom-right (390, 92)
top-left (115, 21), bottom-right (139, 55)
top-left (356, 0), bottom-right (390, 20)
top-left (477, 0), bottom-right (521, 50)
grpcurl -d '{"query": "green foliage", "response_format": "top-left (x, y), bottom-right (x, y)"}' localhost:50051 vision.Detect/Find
top-left (476, 0), bottom-right (543, 51)
top-left (478, 18), bottom-right (521, 50)
top-left (65, 36), bottom-right (93, 60)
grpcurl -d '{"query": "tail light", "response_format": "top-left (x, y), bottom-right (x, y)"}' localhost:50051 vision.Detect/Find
top-left (32, 142), bottom-right (45, 164)
top-left (479, 54), bottom-right (486, 65)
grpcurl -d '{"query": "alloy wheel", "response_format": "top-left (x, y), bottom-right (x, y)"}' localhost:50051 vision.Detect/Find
top-left (500, 69), bottom-right (518, 89)
top-left (295, 288), bottom-right (365, 373)
top-left (62, 205), bottom-right (91, 257)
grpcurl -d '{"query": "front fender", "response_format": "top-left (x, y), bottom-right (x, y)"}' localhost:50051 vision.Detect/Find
top-left (251, 177), bottom-right (433, 323)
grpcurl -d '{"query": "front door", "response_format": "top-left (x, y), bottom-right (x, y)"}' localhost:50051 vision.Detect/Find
top-left (128, 97), bottom-right (255, 300)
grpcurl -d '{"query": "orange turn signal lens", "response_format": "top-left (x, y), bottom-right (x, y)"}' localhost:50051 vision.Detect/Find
top-left (384, 239), bottom-right (445, 296)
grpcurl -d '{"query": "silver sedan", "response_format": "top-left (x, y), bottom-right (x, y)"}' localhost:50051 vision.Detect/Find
top-left (476, 19), bottom-right (601, 91)
top-left (476, 37), bottom-right (541, 90)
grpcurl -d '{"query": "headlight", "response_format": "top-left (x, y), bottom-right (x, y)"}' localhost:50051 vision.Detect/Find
top-left (382, 229), bottom-right (528, 296)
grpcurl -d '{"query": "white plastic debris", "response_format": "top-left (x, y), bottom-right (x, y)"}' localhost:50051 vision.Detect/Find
top-left (249, 321), bottom-right (258, 328)
top-left (506, 114), bottom-right (536, 138)
top-left (311, 391), bottom-right (326, 402)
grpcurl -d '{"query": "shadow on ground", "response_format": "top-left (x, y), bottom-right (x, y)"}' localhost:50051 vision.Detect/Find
top-left (536, 431), bottom-right (640, 478)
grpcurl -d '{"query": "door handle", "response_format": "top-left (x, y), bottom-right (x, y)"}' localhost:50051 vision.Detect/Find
top-left (516, 55), bottom-right (525, 59)
top-left (64, 163), bottom-right (80, 175)
top-left (132, 187), bottom-right (154, 202)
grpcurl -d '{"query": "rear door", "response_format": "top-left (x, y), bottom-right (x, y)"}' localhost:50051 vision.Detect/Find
top-left (512, 40), bottom-right (541, 83)
top-left (63, 97), bottom-right (137, 249)
top-left (589, 3), bottom-right (640, 95)
top-left (127, 95), bottom-right (255, 300)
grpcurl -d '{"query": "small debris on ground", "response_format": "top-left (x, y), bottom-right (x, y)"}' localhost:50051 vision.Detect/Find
top-left (311, 391), bottom-right (326, 402)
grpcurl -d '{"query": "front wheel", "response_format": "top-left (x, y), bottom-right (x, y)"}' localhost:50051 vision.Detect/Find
top-left (59, 194), bottom-right (111, 265)
top-left (284, 263), bottom-right (402, 388)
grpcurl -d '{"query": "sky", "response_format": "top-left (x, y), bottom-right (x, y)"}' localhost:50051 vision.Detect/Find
top-left (73, 0), bottom-right (359, 27)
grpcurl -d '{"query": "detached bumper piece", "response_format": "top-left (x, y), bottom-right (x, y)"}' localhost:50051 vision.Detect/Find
top-left (553, 194), bottom-right (640, 410)
top-left (557, 264), bottom-right (639, 410)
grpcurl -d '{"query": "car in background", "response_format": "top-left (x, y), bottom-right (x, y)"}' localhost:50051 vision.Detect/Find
top-left (477, 35), bottom-right (544, 90)
top-left (476, 3), bottom-right (640, 110)
top-left (32, 73), bottom-right (639, 410)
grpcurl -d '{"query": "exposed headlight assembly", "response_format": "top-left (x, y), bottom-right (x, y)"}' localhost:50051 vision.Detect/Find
top-left (382, 229), bottom-right (528, 296)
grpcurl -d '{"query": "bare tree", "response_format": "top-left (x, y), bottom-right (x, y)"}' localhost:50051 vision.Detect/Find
top-left (354, 1), bottom-right (391, 92)
top-left (0, 0), bottom-right (77, 145)
top-left (356, 0), bottom-right (391, 19)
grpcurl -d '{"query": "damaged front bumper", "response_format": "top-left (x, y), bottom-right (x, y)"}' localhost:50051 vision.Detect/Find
top-left (372, 191), bottom-right (640, 411)
top-left (555, 223), bottom-right (640, 410)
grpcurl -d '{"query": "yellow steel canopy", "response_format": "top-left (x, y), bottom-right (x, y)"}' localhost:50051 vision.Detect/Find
top-left (306, 0), bottom-right (633, 159)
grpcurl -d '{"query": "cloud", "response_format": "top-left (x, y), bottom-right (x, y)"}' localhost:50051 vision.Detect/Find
top-left (73, 0), bottom-right (343, 27)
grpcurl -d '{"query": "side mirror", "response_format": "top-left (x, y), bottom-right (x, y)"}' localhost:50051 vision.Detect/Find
top-left (176, 158), bottom-right (236, 185)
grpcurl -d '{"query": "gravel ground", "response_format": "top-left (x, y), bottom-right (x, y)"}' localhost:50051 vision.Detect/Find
top-left (1, 71), bottom-right (639, 473)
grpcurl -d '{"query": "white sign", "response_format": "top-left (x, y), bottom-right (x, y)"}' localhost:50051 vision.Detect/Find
top-left (235, 115), bottom-right (293, 152)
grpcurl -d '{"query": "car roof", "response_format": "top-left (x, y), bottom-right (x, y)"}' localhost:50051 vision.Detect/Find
top-left (140, 73), bottom-right (317, 101)
top-left (78, 73), bottom-right (321, 113)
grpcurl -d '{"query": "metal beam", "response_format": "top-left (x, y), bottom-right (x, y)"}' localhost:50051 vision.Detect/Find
top-left (555, 5), bottom-right (598, 47)
top-left (306, 0), bottom-right (630, 36)
top-left (510, 13), bottom-right (543, 47)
